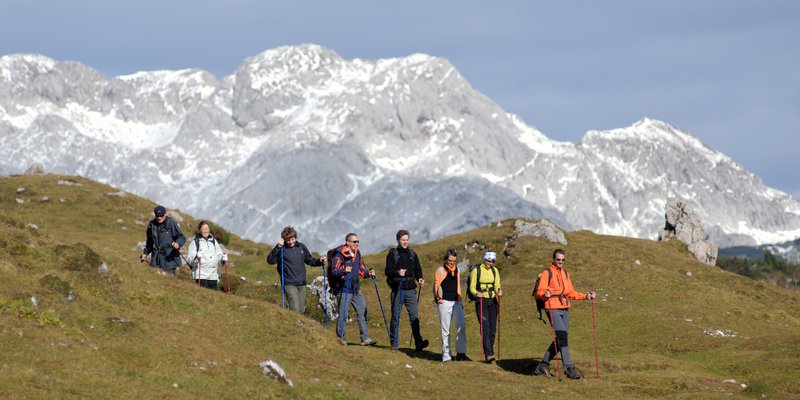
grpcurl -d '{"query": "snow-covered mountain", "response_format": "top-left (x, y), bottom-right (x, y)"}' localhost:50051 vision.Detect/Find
top-left (2, 45), bottom-right (799, 252)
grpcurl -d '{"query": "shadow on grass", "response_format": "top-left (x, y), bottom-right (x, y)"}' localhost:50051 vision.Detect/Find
top-left (496, 357), bottom-right (539, 375)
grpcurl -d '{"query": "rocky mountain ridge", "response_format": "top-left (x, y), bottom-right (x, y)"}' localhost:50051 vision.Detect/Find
top-left (2, 44), bottom-right (799, 251)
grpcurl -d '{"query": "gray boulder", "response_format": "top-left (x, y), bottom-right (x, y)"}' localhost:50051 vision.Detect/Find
top-left (514, 219), bottom-right (568, 245)
top-left (659, 197), bottom-right (718, 265)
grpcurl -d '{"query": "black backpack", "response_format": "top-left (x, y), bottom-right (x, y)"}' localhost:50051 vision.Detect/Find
top-left (467, 264), bottom-right (497, 301)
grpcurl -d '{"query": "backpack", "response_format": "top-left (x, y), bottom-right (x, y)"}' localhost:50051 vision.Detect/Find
top-left (194, 235), bottom-right (217, 255)
top-left (467, 264), bottom-right (497, 302)
top-left (532, 269), bottom-right (569, 323)
top-left (326, 247), bottom-right (343, 292)
top-left (386, 247), bottom-right (418, 288)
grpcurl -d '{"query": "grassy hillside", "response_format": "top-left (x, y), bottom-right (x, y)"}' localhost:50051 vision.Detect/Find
top-left (1, 174), bottom-right (799, 399)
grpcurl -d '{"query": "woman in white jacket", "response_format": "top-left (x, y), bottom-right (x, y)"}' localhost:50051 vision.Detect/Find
top-left (186, 221), bottom-right (226, 289)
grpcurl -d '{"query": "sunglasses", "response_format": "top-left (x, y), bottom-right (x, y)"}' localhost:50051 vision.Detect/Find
top-left (555, 258), bottom-right (565, 262)
top-left (348, 240), bottom-right (360, 244)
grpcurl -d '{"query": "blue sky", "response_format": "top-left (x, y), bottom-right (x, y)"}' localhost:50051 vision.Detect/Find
top-left (2, 1), bottom-right (798, 198)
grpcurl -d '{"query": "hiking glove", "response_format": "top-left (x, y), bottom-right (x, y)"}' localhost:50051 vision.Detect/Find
top-left (222, 254), bottom-right (228, 262)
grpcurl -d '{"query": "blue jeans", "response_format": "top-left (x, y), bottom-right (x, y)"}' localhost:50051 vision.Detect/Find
top-left (390, 288), bottom-right (422, 349)
top-left (336, 291), bottom-right (370, 342)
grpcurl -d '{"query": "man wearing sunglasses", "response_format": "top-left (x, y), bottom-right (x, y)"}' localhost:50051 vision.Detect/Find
top-left (330, 233), bottom-right (377, 346)
top-left (533, 248), bottom-right (596, 379)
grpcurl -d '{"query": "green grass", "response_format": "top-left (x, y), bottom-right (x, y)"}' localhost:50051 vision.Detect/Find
top-left (1, 174), bottom-right (799, 399)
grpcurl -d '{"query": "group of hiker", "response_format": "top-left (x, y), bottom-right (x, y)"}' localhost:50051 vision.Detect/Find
top-left (140, 205), bottom-right (596, 379)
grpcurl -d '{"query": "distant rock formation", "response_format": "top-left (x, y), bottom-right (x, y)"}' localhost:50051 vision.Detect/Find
top-left (24, 163), bottom-right (45, 175)
top-left (514, 219), bottom-right (568, 245)
top-left (658, 197), bottom-right (718, 265)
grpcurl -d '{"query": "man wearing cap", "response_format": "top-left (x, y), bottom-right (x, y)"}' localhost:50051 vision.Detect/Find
top-left (141, 205), bottom-right (186, 275)
top-left (469, 251), bottom-right (503, 363)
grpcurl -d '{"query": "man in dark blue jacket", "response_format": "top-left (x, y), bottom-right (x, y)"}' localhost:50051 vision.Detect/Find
top-left (331, 232), bottom-right (377, 346)
top-left (267, 226), bottom-right (325, 313)
top-left (141, 205), bottom-right (186, 275)
top-left (385, 229), bottom-right (428, 352)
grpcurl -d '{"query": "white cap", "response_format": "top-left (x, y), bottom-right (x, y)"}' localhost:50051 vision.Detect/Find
top-left (483, 251), bottom-right (497, 261)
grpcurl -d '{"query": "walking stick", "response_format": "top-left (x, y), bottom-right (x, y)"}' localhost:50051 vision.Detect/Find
top-left (223, 259), bottom-right (231, 294)
top-left (479, 295), bottom-right (485, 360)
top-left (371, 275), bottom-right (392, 345)
top-left (592, 295), bottom-right (600, 378)
top-left (496, 297), bottom-right (500, 360)
top-left (547, 307), bottom-right (562, 381)
top-left (322, 261), bottom-right (328, 328)
top-left (339, 277), bottom-right (351, 342)
top-left (196, 255), bottom-right (202, 287)
top-left (280, 247), bottom-right (285, 309)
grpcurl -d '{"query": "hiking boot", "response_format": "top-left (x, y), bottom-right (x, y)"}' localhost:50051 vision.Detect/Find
top-left (414, 339), bottom-right (429, 352)
top-left (442, 356), bottom-right (452, 363)
top-left (533, 362), bottom-right (552, 377)
top-left (455, 353), bottom-right (472, 362)
top-left (339, 338), bottom-right (348, 346)
top-left (485, 354), bottom-right (496, 364)
top-left (360, 338), bottom-right (377, 346)
top-left (564, 365), bottom-right (582, 379)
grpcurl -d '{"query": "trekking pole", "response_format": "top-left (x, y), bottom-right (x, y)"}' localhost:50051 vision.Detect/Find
top-left (339, 278), bottom-right (351, 342)
top-left (223, 260), bottom-right (231, 294)
top-left (479, 295), bottom-right (485, 360)
top-left (280, 247), bottom-right (285, 309)
top-left (592, 294), bottom-right (600, 379)
top-left (496, 297), bottom-right (501, 360)
top-left (547, 307), bottom-right (562, 381)
top-left (371, 275), bottom-right (392, 345)
top-left (322, 261), bottom-right (328, 329)
top-left (196, 256), bottom-right (202, 287)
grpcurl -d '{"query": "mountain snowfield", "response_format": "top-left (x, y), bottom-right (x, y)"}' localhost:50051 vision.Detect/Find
top-left (2, 44), bottom-right (799, 252)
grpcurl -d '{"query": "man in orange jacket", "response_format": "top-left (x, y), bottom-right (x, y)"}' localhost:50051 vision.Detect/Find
top-left (533, 248), bottom-right (596, 379)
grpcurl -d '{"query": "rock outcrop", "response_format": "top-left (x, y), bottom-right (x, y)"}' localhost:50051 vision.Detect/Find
top-left (514, 219), bottom-right (568, 245)
top-left (658, 197), bottom-right (718, 265)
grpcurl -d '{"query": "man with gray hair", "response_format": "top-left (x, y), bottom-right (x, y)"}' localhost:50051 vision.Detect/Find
top-left (141, 205), bottom-right (185, 275)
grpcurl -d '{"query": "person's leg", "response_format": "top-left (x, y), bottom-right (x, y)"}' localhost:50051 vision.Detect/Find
top-left (406, 289), bottom-right (424, 346)
top-left (438, 300), bottom-right (454, 361)
top-left (336, 292), bottom-right (348, 339)
top-left (284, 285), bottom-right (301, 313)
top-left (297, 285), bottom-right (307, 313)
top-left (389, 290), bottom-right (402, 349)
top-left (352, 292), bottom-right (371, 343)
top-left (485, 299), bottom-right (498, 357)
top-left (454, 301), bottom-right (467, 355)
top-left (554, 310), bottom-right (573, 367)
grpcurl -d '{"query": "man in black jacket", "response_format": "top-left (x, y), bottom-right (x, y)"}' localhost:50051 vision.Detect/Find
top-left (267, 226), bottom-right (325, 313)
top-left (141, 205), bottom-right (186, 275)
top-left (385, 229), bottom-right (428, 352)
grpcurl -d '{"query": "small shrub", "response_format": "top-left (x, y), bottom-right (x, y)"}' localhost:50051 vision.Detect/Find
top-left (39, 274), bottom-right (72, 297)
top-left (743, 381), bottom-right (771, 396)
top-left (55, 243), bottom-right (104, 273)
top-left (208, 221), bottom-right (231, 245)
